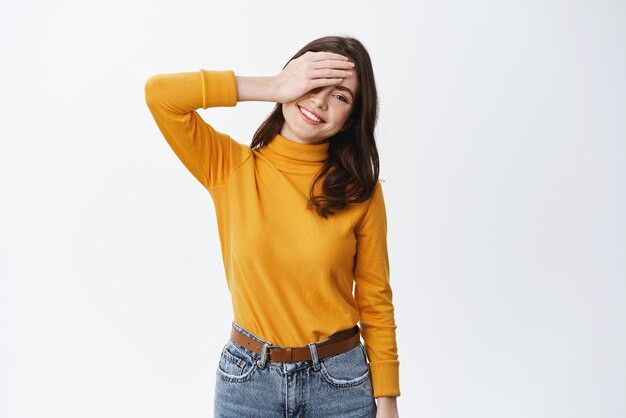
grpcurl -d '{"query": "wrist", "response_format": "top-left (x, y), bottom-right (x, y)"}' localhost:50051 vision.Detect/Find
top-left (235, 75), bottom-right (278, 102)
top-left (376, 396), bottom-right (397, 405)
top-left (376, 396), bottom-right (399, 417)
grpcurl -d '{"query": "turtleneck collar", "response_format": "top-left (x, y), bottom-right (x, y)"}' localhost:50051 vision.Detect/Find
top-left (266, 133), bottom-right (329, 163)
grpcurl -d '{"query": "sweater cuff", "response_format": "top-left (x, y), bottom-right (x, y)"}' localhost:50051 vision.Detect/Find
top-left (199, 69), bottom-right (238, 108)
top-left (369, 360), bottom-right (401, 398)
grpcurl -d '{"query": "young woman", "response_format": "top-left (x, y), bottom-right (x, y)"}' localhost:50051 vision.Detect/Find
top-left (145, 35), bottom-right (400, 418)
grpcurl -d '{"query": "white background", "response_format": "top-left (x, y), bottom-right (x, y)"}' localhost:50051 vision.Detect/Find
top-left (1, 0), bottom-right (624, 417)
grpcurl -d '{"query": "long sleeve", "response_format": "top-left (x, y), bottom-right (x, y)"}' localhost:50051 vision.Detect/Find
top-left (354, 181), bottom-right (400, 398)
top-left (144, 69), bottom-right (251, 190)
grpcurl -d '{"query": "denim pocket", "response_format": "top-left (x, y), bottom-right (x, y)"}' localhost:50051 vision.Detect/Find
top-left (319, 342), bottom-right (371, 388)
top-left (216, 340), bottom-right (258, 383)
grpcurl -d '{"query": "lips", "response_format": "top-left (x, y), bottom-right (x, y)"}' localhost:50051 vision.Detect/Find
top-left (298, 105), bottom-right (326, 123)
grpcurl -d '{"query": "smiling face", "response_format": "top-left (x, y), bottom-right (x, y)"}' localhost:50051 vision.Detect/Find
top-left (279, 72), bottom-right (359, 145)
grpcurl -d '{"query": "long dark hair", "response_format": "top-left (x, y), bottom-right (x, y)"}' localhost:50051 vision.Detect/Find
top-left (250, 35), bottom-right (380, 219)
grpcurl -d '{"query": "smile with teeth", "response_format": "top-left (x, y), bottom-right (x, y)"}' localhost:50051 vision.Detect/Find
top-left (298, 106), bottom-right (325, 123)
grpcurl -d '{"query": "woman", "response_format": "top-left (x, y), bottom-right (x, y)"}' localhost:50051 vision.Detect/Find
top-left (145, 35), bottom-right (400, 418)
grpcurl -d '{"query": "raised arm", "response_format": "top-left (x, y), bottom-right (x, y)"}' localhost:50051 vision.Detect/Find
top-left (143, 53), bottom-right (354, 191)
top-left (144, 70), bottom-right (251, 190)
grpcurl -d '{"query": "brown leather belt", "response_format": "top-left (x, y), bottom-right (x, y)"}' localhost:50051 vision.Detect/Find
top-left (230, 324), bottom-right (361, 363)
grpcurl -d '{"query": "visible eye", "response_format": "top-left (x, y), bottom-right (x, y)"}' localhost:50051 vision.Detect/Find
top-left (334, 94), bottom-right (348, 103)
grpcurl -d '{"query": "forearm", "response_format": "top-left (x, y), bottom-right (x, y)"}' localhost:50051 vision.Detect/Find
top-left (235, 75), bottom-right (278, 102)
top-left (146, 70), bottom-right (238, 113)
top-left (145, 71), bottom-right (206, 114)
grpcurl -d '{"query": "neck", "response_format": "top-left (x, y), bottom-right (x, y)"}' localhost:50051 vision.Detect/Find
top-left (266, 133), bottom-right (329, 163)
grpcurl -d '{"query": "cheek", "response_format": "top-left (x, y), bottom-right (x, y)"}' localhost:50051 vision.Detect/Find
top-left (285, 103), bottom-right (298, 119)
top-left (337, 108), bottom-right (353, 124)
top-left (329, 104), bottom-right (349, 119)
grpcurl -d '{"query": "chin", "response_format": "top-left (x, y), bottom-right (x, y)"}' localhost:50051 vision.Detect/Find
top-left (293, 130), bottom-right (321, 142)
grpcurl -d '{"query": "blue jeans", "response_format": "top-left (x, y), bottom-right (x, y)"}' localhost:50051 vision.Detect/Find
top-left (214, 321), bottom-right (377, 418)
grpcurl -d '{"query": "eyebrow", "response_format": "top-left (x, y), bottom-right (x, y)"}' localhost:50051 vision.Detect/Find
top-left (334, 85), bottom-right (355, 99)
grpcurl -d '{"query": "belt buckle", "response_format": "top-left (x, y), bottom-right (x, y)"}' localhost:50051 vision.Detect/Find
top-left (267, 343), bottom-right (301, 363)
top-left (264, 343), bottom-right (281, 360)
top-left (256, 343), bottom-right (282, 367)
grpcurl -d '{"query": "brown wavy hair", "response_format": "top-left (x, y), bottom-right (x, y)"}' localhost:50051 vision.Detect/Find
top-left (250, 35), bottom-right (380, 219)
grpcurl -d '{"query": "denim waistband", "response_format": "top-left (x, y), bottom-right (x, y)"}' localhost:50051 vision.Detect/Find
top-left (230, 320), bottom-right (362, 371)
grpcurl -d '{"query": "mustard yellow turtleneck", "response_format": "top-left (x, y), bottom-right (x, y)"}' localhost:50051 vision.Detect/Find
top-left (144, 69), bottom-right (400, 398)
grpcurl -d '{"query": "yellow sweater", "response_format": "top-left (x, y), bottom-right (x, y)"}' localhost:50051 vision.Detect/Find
top-left (144, 69), bottom-right (400, 398)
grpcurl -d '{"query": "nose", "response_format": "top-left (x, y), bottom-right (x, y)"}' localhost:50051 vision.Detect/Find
top-left (310, 88), bottom-right (329, 111)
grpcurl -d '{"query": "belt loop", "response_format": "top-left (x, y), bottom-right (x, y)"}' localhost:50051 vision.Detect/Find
top-left (258, 342), bottom-right (270, 369)
top-left (307, 343), bottom-right (321, 371)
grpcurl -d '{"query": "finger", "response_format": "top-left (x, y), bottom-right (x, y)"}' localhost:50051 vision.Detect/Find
top-left (309, 78), bottom-right (345, 89)
top-left (312, 59), bottom-right (355, 70)
top-left (310, 51), bottom-right (351, 62)
top-left (311, 68), bottom-right (353, 79)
